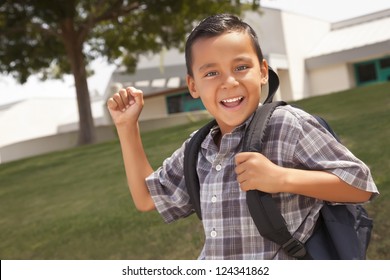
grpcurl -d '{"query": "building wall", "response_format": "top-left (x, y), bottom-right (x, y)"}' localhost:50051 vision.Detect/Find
top-left (281, 12), bottom-right (330, 100)
top-left (0, 125), bottom-right (116, 164)
top-left (278, 69), bottom-right (294, 101)
top-left (244, 9), bottom-right (287, 56)
top-left (140, 95), bottom-right (168, 120)
top-left (309, 64), bottom-right (353, 96)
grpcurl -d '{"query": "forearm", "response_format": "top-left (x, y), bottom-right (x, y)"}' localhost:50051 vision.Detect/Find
top-left (281, 168), bottom-right (372, 203)
top-left (116, 123), bottom-right (156, 212)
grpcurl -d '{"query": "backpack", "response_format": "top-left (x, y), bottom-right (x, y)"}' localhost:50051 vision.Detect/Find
top-left (183, 68), bottom-right (373, 260)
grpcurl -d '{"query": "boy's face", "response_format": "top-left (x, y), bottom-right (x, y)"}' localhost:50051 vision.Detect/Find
top-left (186, 31), bottom-right (268, 135)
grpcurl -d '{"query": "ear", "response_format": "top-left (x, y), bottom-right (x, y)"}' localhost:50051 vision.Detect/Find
top-left (186, 74), bottom-right (200, 98)
top-left (260, 59), bottom-right (269, 86)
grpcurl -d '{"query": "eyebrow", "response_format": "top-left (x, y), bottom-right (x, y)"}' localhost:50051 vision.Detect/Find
top-left (198, 56), bottom-right (253, 72)
top-left (198, 63), bottom-right (217, 73)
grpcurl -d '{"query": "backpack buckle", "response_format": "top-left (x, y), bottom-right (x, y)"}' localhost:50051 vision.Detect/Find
top-left (282, 238), bottom-right (307, 259)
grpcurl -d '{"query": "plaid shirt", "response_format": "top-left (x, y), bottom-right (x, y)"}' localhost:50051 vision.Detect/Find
top-left (146, 105), bottom-right (378, 260)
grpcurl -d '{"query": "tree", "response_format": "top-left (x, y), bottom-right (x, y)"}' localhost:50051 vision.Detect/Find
top-left (0, 0), bottom-right (255, 145)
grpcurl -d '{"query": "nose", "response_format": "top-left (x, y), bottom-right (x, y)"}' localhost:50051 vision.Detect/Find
top-left (221, 74), bottom-right (239, 89)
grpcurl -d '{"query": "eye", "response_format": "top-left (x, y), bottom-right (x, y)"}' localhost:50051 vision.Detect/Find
top-left (235, 65), bottom-right (249, 71)
top-left (204, 71), bottom-right (218, 77)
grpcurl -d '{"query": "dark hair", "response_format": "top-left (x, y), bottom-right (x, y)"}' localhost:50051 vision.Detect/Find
top-left (185, 14), bottom-right (264, 76)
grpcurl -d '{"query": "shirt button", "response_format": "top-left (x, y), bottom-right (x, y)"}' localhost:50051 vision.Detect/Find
top-left (215, 164), bottom-right (222, 171)
top-left (210, 230), bottom-right (217, 238)
top-left (211, 195), bottom-right (217, 203)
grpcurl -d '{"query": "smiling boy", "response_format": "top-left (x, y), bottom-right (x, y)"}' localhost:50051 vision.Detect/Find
top-left (186, 30), bottom-right (263, 136)
top-left (107, 14), bottom-right (378, 259)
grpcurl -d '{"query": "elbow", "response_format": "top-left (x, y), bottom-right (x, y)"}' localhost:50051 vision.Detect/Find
top-left (338, 179), bottom-right (374, 203)
top-left (355, 190), bottom-right (373, 203)
top-left (134, 199), bottom-right (156, 212)
top-left (135, 205), bottom-right (155, 212)
top-left (345, 187), bottom-right (373, 203)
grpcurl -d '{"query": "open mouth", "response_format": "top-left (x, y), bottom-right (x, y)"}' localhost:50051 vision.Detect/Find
top-left (220, 96), bottom-right (244, 108)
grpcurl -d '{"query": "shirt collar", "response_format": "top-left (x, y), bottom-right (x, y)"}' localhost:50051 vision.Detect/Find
top-left (202, 110), bottom-right (256, 151)
top-left (210, 110), bottom-right (255, 136)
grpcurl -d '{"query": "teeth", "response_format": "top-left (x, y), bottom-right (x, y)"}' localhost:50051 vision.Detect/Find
top-left (221, 96), bottom-right (243, 103)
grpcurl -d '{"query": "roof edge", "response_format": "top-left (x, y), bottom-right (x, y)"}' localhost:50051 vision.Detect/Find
top-left (331, 8), bottom-right (390, 30)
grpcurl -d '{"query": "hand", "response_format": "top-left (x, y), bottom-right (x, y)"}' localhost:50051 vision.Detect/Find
top-left (107, 87), bottom-right (144, 126)
top-left (235, 152), bottom-right (285, 193)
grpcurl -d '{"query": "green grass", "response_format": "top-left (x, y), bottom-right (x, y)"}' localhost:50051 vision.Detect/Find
top-left (0, 82), bottom-right (389, 259)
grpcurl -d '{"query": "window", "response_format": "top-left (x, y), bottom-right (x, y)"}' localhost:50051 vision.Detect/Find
top-left (379, 57), bottom-right (390, 69)
top-left (166, 95), bottom-right (182, 114)
top-left (355, 63), bottom-right (377, 83)
top-left (354, 56), bottom-right (390, 86)
top-left (166, 92), bottom-right (205, 114)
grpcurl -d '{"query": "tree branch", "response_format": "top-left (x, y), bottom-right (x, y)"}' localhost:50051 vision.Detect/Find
top-left (0, 22), bottom-right (59, 38)
top-left (30, 22), bottom-right (60, 38)
top-left (90, 1), bottom-right (141, 26)
top-left (78, 1), bottom-right (141, 45)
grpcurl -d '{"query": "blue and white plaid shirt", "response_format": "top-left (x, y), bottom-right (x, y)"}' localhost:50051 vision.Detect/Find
top-left (146, 105), bottom-right (378, 260)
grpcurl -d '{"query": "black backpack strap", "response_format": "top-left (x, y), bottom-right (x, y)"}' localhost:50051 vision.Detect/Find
top-left (243, 101), bottom-right (286, 152)
top-left (246, 191), bottom-right (309, 259)
top-left (184, 119), bottom-right (217, 220)
top-left (244, 101), bottom-right (310, 259)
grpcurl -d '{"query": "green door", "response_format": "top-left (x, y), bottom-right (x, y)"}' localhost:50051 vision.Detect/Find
top-left (378, 57), bottom-right (390, 82)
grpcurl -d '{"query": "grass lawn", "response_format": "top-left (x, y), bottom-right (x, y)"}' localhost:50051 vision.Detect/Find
top-left (0, 82), bottom-right (389, 259)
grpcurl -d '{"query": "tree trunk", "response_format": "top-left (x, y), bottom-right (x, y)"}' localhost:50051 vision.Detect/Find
top-left (61, 19), bottom-right (96, 145)
top-left (73, 52), bottom-right (96, 145)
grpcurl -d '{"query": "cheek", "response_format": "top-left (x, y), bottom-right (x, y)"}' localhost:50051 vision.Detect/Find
top-left (241, 76), bottom-right (262, 93)
top-left (198, 93), bottom-right (215, 107)
top-left (195, 80), bottom-right (218, 98)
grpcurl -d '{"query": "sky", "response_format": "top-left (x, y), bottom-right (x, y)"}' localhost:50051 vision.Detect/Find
top-left (1, 0), bottom-right (390, 106)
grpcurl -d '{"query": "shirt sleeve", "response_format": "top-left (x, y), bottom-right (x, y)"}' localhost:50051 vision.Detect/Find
top-left (264, 106), bottom-right (379, 199)
top-left (145, 138), bottom-right (195, 223)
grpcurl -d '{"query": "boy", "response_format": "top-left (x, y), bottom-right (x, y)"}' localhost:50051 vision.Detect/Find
top-left (107, 14), bottom-right (378, 259)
